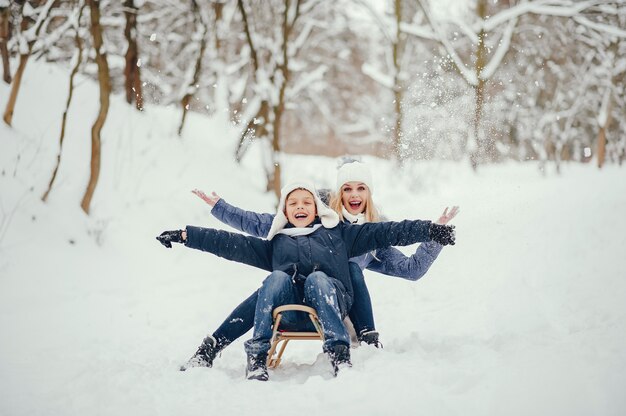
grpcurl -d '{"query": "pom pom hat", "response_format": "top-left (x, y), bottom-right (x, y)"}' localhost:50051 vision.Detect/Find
top-left (336, 161), bottom-right (373, 194)
top-left (266, 181), bottom-right (340, 240)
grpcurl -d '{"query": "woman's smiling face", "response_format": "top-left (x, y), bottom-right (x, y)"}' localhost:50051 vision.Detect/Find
top-left (285, 189), bottom-right (317, 227)
top-left (341, 182), bottom-right (370, 215)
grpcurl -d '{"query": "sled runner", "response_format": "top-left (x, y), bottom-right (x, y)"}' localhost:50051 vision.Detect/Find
top-left (267, 304), bottom-right (324, 368)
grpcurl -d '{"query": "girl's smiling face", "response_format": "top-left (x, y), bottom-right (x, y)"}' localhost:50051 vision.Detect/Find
top-left (341, 182), bottom-right (370, 215)
top-left (285, 189), bottom-right (317, 227)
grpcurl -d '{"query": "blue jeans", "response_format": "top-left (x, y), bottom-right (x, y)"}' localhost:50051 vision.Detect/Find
top-left (347, 261), bottom-right (376, 335)
top-left (244, 270), bottom-right (351, 356)
top-left (212, 290), bottom-right (258, 350)
top-left (212, 263), bottom-right (375, 350)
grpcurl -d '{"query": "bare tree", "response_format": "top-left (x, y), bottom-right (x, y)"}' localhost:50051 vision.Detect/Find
top-left (3, 0), bottom-right (56, 126)
top-left (357, 0), bottom-right (448, 161)
top-left (42, 0), bottom-right (86, 202)
top-left (81, 0), bottom-right (111, 214)
top-left (178, 0), bottom-right (208, 136)
top-left (235, 0), bottom-right (306, 199)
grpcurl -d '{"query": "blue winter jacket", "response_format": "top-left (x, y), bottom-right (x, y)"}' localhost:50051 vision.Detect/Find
top-left (184, 216), bottom-right (434, 309)
top-left (211, 198), bottom-right (443, 281)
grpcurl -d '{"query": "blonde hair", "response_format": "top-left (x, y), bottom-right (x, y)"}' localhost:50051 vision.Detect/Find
top-left (329, 185), bottom-right (380, 223)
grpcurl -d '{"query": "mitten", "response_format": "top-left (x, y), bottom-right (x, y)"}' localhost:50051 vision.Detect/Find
top-left (156, 229), bottom-right (184, 248)
top-left (429, 223), bottom-right (455, 246)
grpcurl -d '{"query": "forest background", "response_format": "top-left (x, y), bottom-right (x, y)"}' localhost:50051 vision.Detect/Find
top-left (1, 0), bottom-right (624, 212)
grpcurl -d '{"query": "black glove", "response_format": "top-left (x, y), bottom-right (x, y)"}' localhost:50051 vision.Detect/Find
top-left (156, 229), bottom-right (185, 248)
top-left (429, 223), bottom-right (455, 246)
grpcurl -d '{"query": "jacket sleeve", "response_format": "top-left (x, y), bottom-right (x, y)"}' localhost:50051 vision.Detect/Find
top-left (210, 199), bottom-right (274, 238)
top-left (366, 242), bottom-right (443, 281)
top-left (184, 225), bottom-right (273, 272)
top-left (341, 220), bottom-right (433, 259)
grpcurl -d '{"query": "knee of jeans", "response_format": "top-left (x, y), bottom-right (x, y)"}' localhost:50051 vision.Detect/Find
top-left (262, 270), bottom-right (292, 291)
top-left (304, 271), bottom-right (333, 294)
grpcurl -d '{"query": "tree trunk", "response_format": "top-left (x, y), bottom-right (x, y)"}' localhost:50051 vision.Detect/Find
top-left (213, 1), bottom-right (223, 53)
top-left (0, 5), bottom-right (11, 84)
top-left (81, 0), bottom-right (111, 215)
top-left (597, 93), bottom-right (612, 169)
top-left (123, 0), bottom-right (143, 110)
top-left (392, 0), bottom-right (404, 162)
top-left (470, 0), bottom-right (500, 168)
top-left (267, 0), bottom-right (300, 199)
top-left (42, 1), bottom-right (86, 202)
top-left (267, 0), bottom-right (295, 199)
top-left (234, 0), bottom-right (268, 162)
top-left (178, 0), bottom-right (207, 137)
top-left (270, 99), bottom-right (284, 199)
top-left (3, 55), bottom-right (28, 126)
top-left (3, 0), bottom-right (55, 126)
top-left (3, 3), bottom-right (31, 126)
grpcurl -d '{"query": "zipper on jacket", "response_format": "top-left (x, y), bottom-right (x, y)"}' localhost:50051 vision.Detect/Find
top-left (291, 264), bottom-right (298, 284)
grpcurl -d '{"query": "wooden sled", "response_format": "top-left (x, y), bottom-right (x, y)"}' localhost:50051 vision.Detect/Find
top-left (266, 304), bottom-right (324, 368)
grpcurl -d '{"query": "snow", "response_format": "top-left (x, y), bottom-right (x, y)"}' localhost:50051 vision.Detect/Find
top-left (1, 62), bottom-right (626, 416)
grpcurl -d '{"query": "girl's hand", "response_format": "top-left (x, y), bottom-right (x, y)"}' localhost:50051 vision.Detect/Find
top-left (192, 189), bottom-right (221, 207)
top-left (436, 206), bottom-right (459, 225)
top-left (156, 229), bottom-right (185, 248)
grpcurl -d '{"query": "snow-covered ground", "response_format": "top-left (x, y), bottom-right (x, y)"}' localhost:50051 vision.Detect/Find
top-left (1, 63), bottom-right (626, 416)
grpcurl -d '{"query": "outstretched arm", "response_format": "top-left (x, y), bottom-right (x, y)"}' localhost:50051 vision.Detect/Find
top-left (157, 226), bottom-right (273, 272)
top-left (365, 206), bottom-right (459, 280)
top-left (367, 243), bottom-right (442, 281)
top-left (342, 220), bottom-right (429, 258)
top-left (185, 226), bottom-right (273, 271)
top-left (342, 219), bottom-right (455, 259)
top-left (192, 189), bottom-right (275, 238)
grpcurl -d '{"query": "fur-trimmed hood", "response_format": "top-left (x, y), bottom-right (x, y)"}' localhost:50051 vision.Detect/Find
top-left (266, 181), bottom-right (340, 240)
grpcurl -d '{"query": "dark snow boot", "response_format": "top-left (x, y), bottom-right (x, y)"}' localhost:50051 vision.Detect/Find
top-left (180, 335), bottom-right (219, 371)
top-left (327, 344), bottom-right (352, 376)
top-left (246, 353), bottom-right (269, 381)
top-left (358, 330), bottom-right (383, 348)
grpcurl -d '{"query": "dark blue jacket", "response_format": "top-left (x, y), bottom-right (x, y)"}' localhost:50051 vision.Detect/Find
top-left (211, 198), bottom-right (443, 281)
top-left (184, 217), bottom-right (433, 308)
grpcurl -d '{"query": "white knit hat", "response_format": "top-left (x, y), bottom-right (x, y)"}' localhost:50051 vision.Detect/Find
top-left (336, 161), bottom-right (373, 194)
top-left (266, 181), bottom-right (340, 240)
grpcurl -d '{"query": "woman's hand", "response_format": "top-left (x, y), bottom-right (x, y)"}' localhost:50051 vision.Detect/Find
top-left (192, 189), bottom-right (221, 207)
top-left (436, 206), bottom-right (459, 225)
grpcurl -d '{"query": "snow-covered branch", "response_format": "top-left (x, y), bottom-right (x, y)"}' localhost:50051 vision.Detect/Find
top-left (353, 0), bottom-right (394, 44)
top-left (573, 15), bottom-right (626, 38)
top-left (286, 64), bottom-right (326, 99)
top-left (361, 62), bottom-right (394, 89)
top-left (480, 16), bottom-right (517, 81)
top-left (398, 21), bottom-right (437, 40)
top-left (481, 0), bottom-right (607, 32)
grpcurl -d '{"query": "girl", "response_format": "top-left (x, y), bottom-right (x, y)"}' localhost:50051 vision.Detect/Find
top-left (157, 181), bottom-right (455, 380)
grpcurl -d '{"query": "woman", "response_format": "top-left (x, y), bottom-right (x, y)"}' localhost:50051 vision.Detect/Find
top-left (180, 161), bottom-right (458, 371)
